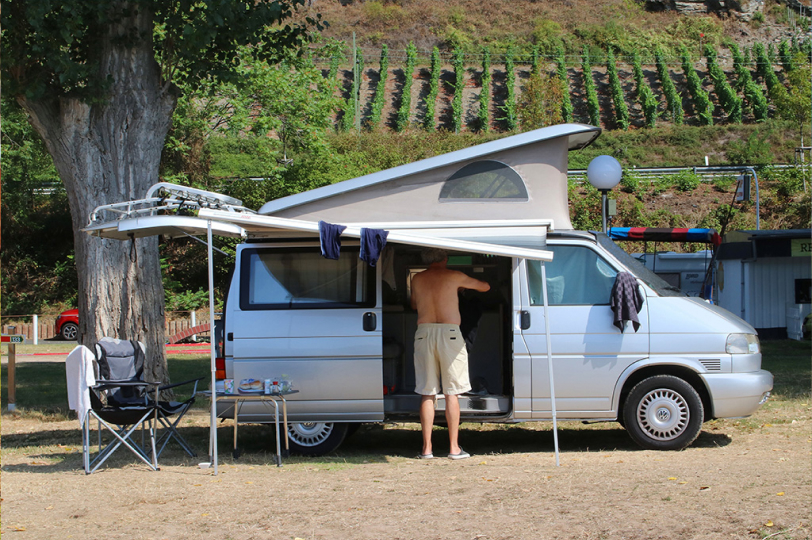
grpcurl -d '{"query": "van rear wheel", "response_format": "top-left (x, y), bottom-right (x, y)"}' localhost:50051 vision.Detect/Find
top-left (623, 375), bottom-right (703, 451)
top-left (286, 422), bottom-right (348, 456)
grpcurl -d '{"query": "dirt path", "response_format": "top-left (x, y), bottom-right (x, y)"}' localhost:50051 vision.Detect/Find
top-left (2, 408), bottom-right (809, 540)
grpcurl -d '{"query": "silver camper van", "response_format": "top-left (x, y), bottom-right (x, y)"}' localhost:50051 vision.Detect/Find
top-left (214, 124), bottom-right (772, 455)
top-left (85, 124), bottom-right (773, 456)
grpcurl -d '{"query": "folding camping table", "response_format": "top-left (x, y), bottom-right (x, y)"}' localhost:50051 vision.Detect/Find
top-left (201, 390), bottom-right (298, 466)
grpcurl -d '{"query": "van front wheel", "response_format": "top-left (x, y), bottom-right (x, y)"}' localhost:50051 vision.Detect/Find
top-left (623, 375), bottom-right (703, 451)
top-left (286, 422), bottom-right (348, 456)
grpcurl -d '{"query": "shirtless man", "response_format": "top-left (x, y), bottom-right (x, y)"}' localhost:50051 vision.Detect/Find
top-left (410, 249), bottom-right (490, 459)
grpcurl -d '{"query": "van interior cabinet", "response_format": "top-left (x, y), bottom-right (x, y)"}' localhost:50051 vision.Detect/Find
top-left (381, 247), bottom-right (513, 419)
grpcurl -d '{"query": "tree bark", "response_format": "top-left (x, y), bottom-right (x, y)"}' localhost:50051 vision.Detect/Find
top-left (18, 3), bottom-right (177, 384)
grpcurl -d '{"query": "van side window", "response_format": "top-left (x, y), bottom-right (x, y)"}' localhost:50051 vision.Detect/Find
top-left (528, 245), bottom-right (617, 306)
top-left (240, 248), bottom-right (375, 310)
top-left (439, 160), bottom-right (528, 201)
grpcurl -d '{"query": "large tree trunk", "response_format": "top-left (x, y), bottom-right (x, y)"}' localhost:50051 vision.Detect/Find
top-left (18, 3), bottom-right (177, 384)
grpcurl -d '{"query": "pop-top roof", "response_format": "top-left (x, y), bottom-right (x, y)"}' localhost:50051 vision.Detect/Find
top-left (258, 123), bottom-right (600, 229)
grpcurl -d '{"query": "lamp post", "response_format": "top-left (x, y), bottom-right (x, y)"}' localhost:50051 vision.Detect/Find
top-left (587, 155), bottom-right (622, 233)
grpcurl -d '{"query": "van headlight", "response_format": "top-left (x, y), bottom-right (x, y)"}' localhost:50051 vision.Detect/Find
top-left (726, 333), bottom-right (760, 354)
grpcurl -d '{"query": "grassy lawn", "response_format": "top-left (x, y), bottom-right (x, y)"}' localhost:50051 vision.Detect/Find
top-left (0, 351), bottom-right (211, 418)
top-left (2, 339), bottom-right (809, 419)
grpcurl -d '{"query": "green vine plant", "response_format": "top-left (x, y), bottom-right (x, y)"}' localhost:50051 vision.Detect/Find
top-left (500, 46), bottom-right (517, 131)
top-left (606, 48), bottom-right (629, 130)
top-left (368, 44), bottom-right (389, 129)
top-left (753, 42), bottom-right (780, 97)
top-left (654, 47), bottom-right (683, 124)
top-left (728, 42), bottom-right (768, 122)
top-left (423, 47), bottom-right (441, 131)
top-left (478, 46), bottom-right (491, 132)
top-left (582, 46), bottom-right (600, 126)
top-left (556, 45), bottom-right (574, 123)
top-left (705, 45), bottom-right (742, 123)
top-left (452, 48), bottom-right (465, 133)
top-left (396, 41), bottom-right (417, 132)
top-left (778, 39), bottom-right (795, 74)
top-left (679, 47), bottom-right (713, 126)
top-left (631, 51), bottom-right (657, 128)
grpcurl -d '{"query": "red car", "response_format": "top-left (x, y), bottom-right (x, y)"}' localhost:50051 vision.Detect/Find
top-left (55, 308), bottom-right (79, 340)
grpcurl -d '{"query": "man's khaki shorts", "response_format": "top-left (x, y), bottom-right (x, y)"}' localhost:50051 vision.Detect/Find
top-left (413, 323), bottom-right (471, 396)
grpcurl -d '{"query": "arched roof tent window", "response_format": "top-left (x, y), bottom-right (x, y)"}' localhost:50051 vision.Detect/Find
top-left (439, 160), bottom-right (529, 202)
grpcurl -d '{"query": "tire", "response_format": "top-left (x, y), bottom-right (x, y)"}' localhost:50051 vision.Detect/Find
top-left (60, 322), bottom-right (79, 341)
top-left (622, 375), bottom-right (704, 451)
top-left (286, 422), bottom-right (348, 456)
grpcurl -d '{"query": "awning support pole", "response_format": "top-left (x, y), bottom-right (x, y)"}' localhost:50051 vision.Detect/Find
top-left (539, 261), bottom-right (560, 466)
top-left (207, 220), bottom-right (219, 475)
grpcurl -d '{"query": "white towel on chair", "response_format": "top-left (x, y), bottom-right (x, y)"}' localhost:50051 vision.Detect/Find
top-left (66, 345), bottom-right (96, 426)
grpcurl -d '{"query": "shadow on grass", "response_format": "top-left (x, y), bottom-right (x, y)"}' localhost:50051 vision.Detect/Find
top-left (2, 419), bottom-right (732, 474)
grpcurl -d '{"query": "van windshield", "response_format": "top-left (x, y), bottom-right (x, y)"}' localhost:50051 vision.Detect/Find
top-left (595, 233), bottom-right (686, 297)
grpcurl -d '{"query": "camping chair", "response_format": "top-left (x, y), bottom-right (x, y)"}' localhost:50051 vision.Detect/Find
top-left (96, 337), bottom-right (203, 459)
top-left (66, 340), bottom-right (160, 474)
top-left (153, 376), bottom-right (204, 458)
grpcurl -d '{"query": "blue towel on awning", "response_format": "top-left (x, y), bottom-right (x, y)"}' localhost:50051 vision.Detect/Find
top-left (319, 221), bottom-right (347, 260)
top-left (360, 228), bottom-right (389, 266)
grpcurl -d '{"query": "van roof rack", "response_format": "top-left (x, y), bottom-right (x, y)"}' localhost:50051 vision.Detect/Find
top-left (87, 182), bottom-right (255, 225)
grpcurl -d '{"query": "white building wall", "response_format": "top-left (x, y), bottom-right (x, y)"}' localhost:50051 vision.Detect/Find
top-left (748, 257), bottom-right (811, 330)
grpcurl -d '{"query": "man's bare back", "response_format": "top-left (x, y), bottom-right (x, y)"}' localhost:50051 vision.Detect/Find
top-left (411, 263), bottom-right (490, 325)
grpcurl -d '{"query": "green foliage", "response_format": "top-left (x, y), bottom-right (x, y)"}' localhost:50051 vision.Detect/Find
top-left (772, 55), bottom-right (812, 136)
top-left (632, 51), bottom-right (657, 128)
top-left (680, 48), bottom-right (713, 126)
top-left (728, 42), bottom-right (768, 122)
top-left (162, 259), bottom-right (209, 312)
top-left (531, 19), bottom-right (564, 56)
top-left (654, 48), bottom-right (683, 124)
top-left (452, 48), bottom-right (465, 133)
top-left (2, 0), bottom-right (317, 101)
top-left (556, 45), bottom-right (574, 123)
top-left (567, 179), bottom-right (602, 231)
top-left (369, 44), bottom-right (389, 129)
top-left (518, 71), bottom-right (563, 130)
top-left (500, 46), bottom-right (518, 131)
top-left (397, 42), bottom-right (417, 132)
top-left (712, 175), bottom-right (737, 192)
top-left (247, 53), bottom-right (342, 162)
top-left (1, 98), bottom-right (76, 315)
top-left (705, 45), bottom-right (742, 123)
top-left (768, 43), bottom-right (777, 64)
top-left (328, 46), bottom-right (344, 81)
top-left (753, 43), bottom-right (780, 94)
top-left (582, 46), bottom-right (600, 126)
top-left (531, 46), bottom-right (540, 76)
top-left (778, 40), bottom-right (795, 73)
top-left (620, 169), bottom-right (641, 194)
top-left (478, 47), bottom-right (492, 133)
top-left (606, 48), bottom-right (629, 130)
top-left (762, 166), bottom-right (806, 198)
top-left (672, 170), bottom-right (701, 192)
top-left (424, 47), bottom-right (441, 131)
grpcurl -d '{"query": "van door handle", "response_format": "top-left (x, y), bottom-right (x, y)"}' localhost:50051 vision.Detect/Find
top-left (363, 312), bottom-right (377, 332)
top-left (520, 311), bottom-right (531, 330)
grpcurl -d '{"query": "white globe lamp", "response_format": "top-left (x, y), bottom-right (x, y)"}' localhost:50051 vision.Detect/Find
top-left (586, 155), bottom-right (622, 233)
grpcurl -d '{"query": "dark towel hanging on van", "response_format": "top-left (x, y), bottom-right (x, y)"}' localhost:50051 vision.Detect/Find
top-left (360, 228), bottom-right (389, 266)
top-left (610, 272), bottom-right (644, 333)
top-left (319, 220), bottom-right (347, 260)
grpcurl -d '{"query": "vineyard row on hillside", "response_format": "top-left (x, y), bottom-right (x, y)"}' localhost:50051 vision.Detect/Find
top-left (324, 40), bottom-right (810, 133)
